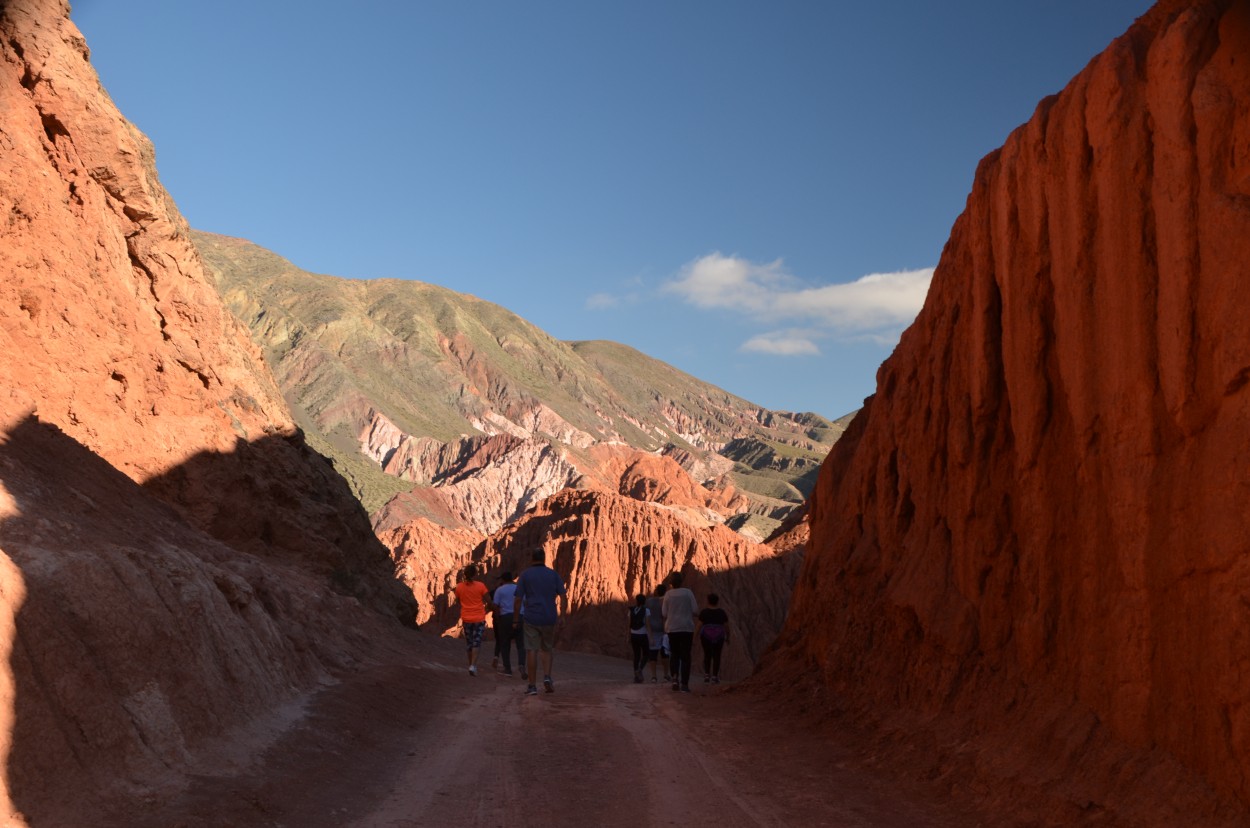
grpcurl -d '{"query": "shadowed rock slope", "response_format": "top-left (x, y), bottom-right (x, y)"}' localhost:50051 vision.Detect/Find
top-left (762, 1), bottom-right (1250, 823)
top-left (0, 0), bottom-right (413, 821)
top-left (193, 231), bottom-right (846, 538)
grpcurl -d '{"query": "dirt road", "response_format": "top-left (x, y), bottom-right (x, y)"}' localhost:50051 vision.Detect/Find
top-left (115, 634), bottom-right (984, 827)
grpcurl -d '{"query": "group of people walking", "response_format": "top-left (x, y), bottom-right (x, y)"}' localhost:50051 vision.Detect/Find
top-left (454, 555), bottom-right (730, 696)
top-left (452, 548), bottom-right (567, 696)
top-left (629, 572), bottom-right (730, 692)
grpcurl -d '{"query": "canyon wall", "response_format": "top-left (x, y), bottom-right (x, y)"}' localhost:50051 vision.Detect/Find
top-left (0, 0), bottom-right (413, 821)
top-left (0, 0), bottom-right (407, 614)
top-left (766, 0), bottom-right (1250, 819)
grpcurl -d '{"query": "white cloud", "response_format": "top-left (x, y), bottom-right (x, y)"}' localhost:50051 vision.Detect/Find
top-left (663, 252), bottom-right (933, 354)
top-left (740, 331), bottom-right (821, 356)
top-left (585, 292), bottom-right (619, 310)
top-left (770, 269), bottom-right (934, 330)
top-left (662, 255), bottom-right (796, 313)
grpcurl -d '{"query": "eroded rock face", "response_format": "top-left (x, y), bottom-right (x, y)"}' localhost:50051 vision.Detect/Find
top-left (768, 0), bottom-right (1250, 817)
top-left (363, 413), bottom-right (584, 534)
top-left (0, 411), bottom-right (394, 824)
top-left (0, 0), bottom-right (413, 821)
top-left (0, 0), bottom-right (405, 615)
top-left (0, 1), bottom-right (284, 473)
top-left (378, 517), bottom-right (485, 626)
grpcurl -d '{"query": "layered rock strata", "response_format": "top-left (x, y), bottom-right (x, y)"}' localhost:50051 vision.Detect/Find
top-left (767, 0), bottom-right (1250, 818)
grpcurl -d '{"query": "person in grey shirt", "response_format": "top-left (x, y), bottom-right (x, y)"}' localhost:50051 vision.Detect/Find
top-left (661, 571), bottom-right (698, 693)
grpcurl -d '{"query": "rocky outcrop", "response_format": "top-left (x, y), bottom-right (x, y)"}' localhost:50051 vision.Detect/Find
top-left (0, 0), bottom-right (413, 821)
top-left (378, 517), bottom-right (484, 626)
top-left (659, 445), bottom-right (736, 485)
top-left (579, 444), bottom-right (747, 516)
top-left (0, 2), bottom-right (283, 476)
top-left (765, 0), bottom-right (1250, 820)
top-left (365, 407), bottom-right (759, 540)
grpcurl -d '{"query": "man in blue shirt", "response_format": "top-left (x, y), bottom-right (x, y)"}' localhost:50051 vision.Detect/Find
top-left (513, 548), bottom-right (568, 696)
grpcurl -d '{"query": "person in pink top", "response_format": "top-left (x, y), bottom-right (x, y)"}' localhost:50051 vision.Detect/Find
top-left (453, 564), bottom-right (492, 676)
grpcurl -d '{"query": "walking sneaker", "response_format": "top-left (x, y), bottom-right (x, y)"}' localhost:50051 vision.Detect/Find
top-left (469, 665), bottom-right (477, 676)
top-left (521, 671), bottom-right (529, 681)
top-left (680, 685), bottom-right (691, 693)
top-left (634, 669), bottom-right (643, 683)
top-left (502, 670), bottom-right (514, 676)
top-left (703, 674), bottom-right (710, 683)
top-left (672, 682), bottom-right (680, 691)
top-left (711, 676), bottom-right (720, 684)
top-left (491, 657), bottom-right (499, 669)
top-left (543, 675), bottom-right (554, 693)
top-left (651, 676), bottom-right (658, 683)
top-left (525, 685), bottom-right (539, 696)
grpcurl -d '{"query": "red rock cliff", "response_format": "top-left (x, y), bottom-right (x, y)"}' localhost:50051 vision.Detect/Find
top-left (768, 0), bottom-right (1250, 819)
top-left (0, 0), bottom-right (413, 821)
top-left (0, 0), bottom-right (408, 614)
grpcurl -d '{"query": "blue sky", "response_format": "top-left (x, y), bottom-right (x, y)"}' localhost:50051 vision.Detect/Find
top-left (73, 1), bottom-right (1154, 419)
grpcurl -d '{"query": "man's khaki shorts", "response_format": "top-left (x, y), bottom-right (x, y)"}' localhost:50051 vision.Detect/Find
top-left (523, 623), bottom-right (556, 652)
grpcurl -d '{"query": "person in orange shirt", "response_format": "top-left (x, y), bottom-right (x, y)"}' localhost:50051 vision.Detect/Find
top-left (454, 564), bottom-right (492, 676)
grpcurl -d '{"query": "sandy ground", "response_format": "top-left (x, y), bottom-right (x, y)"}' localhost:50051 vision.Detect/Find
top-left (110, 633), bottom-right (987, 828)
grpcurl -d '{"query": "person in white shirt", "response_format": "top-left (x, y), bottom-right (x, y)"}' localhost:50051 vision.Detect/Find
top-left (492, 571), bottom-right (525, 677)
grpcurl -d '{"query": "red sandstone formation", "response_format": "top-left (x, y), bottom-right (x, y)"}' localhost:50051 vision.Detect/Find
top-left (363, 411), bottom-right (755, 539)
top-left (581, 444), bottom-right (747, 515)
top-left (378, 517), bottom-right (485, 626)
top-left (0, 0), bottom-right (411, 821)
top-left (0, 0), bottom-right (404, 612)
top-left (765, 0), bottom-right (1250, 821)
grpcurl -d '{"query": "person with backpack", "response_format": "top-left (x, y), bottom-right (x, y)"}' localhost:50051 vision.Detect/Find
top-left (628, 594), bottom-right (650, 683)
top-left (698, 593), bottom-right (730, 684)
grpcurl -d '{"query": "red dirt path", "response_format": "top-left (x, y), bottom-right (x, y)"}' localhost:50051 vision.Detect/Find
top-left (101, 631), bottom-right (987, 828)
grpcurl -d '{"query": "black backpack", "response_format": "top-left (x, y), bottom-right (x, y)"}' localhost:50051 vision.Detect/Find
top-left (629, 606), bottom-right (648, 631)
